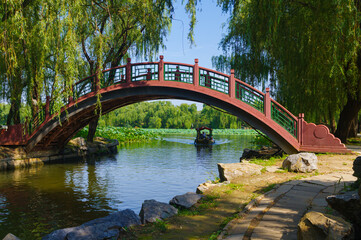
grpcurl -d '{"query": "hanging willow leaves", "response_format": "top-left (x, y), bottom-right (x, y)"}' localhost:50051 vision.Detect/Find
top-left (0, 0), bottom-right (199, 130)
top-left (214, 0), bottom-right (361, 141)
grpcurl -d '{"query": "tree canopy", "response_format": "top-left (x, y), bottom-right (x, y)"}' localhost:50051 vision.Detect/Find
top-left (0, 0), bottom-right (199, 126)
top-left (98, 101), bottom-right (246, 129)
top-left (213, 0), bottom-right (361, 141)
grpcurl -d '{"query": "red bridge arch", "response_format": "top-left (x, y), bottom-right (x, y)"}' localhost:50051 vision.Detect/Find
top-left (0, 56), bottom-right (349, 154)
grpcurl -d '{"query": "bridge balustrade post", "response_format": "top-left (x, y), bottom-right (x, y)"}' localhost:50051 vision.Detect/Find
top-left (298, 113), bottom-right (304, 144)
top-left (229, 69), bottom-right (235, 98)
top-left (159, 55), bottom-right (164, 82)
top-left (45, 96), bottom-right (50, 121)
top-left (193, 58), bottom-right (199, 87)
top-left (264, 88), bottom-right (271, 118)
top-left (126, 58), bottom-right (132, 84)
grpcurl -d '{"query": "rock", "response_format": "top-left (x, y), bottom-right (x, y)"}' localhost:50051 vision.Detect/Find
top-left (42, 228), bottom-right (76, 240)
top-left (326, 191), bottom-right (361, 230)
top-left (169, 192), bottom-right (203, 209)
top-left (282, 152), bottom-right (318, 173)
top-left (297, 211), bottom-right (353, 240)
top-left (353, 156), bottom-right (361, 180)
top-left (67, 137), bottom-right (119, 156)
top-left (69, 137), bottom-right (87, 150)
top-left (139, 200), bottom-right (178, 224)
top-left (42, 209), bottom-right (140, 240)
top-left (217, 162), bottom-right (264, 182)
top-left (2, 233), bottom-right (21, 240)
top-left (240, 147), bottom-right (283, 160)
top-left (196, 181), bottom-right (230, 194)
top-left (353, 156), bottom-right (361, 178)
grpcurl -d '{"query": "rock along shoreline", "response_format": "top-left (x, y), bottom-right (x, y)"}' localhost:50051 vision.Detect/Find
top-left (0, 137), bottom-right (119, 171)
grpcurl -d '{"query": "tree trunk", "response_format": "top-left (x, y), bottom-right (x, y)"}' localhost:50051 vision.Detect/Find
top-left (348, 115), bottom-right (359, 138)
top-left (87, 116), bottom-right (99, 143)
top-left (6, 100), bottom-right (21, 125)
top-left (334, 95), bottom-right (361, 142)
top-left (328, 108), bottom-right (336, 133)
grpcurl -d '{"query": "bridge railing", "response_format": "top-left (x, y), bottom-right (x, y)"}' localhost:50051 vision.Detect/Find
top-left (235, 80), bottom-right (265, 113)
top-left (164, 63), bottom-right (194, 84)
top-left (131, 62), bottom-right (159, 81)
top-left (198, 67), bottom-right (230, 94)
top-left (25, 56), bottom-right (299, 140)
top-left (271, 99), bottom-right (298, 138)
top-left (101, 66), bottom-right (126, 87)
top-left (28, 106), bottom-right (46, 134)
top-left (73, 75), bottom-right (96, 99)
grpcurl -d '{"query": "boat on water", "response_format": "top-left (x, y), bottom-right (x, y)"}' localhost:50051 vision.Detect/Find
top-left (194, 126), bottom-right (215, 146)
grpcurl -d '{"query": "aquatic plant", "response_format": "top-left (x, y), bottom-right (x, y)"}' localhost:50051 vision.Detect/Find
top-left (144, 128), bottom-right (257, 136)
top-left (74, 126), bottom-right (159, 143)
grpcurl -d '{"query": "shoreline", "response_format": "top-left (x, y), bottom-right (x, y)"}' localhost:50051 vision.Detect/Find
top-left (0, 137), bottom-right (119, 171)
top-left (0, 151), bottom-right (358, 239)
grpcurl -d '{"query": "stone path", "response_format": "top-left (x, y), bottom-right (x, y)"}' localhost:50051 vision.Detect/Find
top-left (218, 172), bottom-right (357, 240)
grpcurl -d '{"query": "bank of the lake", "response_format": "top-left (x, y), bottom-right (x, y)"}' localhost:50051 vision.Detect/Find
top-left (0, 130), bottom-right (256, 239)
top-left (126, 153), bottom-right (357, 240)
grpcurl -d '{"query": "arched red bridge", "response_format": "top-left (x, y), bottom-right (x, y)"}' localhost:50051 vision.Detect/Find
top-left (0, 56), bottom-right (350, 154)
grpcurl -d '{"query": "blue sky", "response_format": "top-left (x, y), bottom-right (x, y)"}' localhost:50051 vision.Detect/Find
top-left (160, 1), bottom-right (228, 68)
top-left (157, 1), bottom-right (229, 109)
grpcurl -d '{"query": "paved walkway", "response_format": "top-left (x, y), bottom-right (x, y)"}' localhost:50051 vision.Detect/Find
top-left (218, 171), bottom-right (357, 240)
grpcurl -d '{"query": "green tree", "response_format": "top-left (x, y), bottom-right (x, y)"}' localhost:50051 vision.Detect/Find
top-left (214, 0), bottom-right (361, 142)
top-left (149, 116), bottom-right (162, 128)
top-left (0, 0), bottom-right (199, 133)
top-left (0, 0), bottom-right (81, 124)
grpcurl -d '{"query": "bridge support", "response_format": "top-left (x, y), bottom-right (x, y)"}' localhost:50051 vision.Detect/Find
top-left (298, 119), bottom-right (350, 153)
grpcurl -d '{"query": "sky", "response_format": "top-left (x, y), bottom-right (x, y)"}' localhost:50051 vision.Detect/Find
top-left (157, 1), bottom-right (230, 110)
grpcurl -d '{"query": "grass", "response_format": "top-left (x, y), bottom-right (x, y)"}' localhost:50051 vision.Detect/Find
top-left (178, 193), bottom-right (221, 216)
top-left (197, 194), bottom-right (220, 211)
top-left (346, 137), bottom-right (361, 145)
top-left (153, 219), bottom-right (169, 233)
top-left (209, 230), bottom-right (223, 240)
top-left (260, 183), bottom-right (276, 193)
top-left (290, 174), bottom-right (307, 180)
top-left (248, 155), bottom-right (285, 167)
top-left (177, 208), bottom-right (200, 216)
top-left (206, 171), bottom-right (221, 184)
top-left (225, 183), bottom-right (244, 194)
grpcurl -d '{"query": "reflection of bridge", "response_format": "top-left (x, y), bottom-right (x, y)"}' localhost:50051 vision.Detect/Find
top-left (0, 56), bottom-right (350, 154)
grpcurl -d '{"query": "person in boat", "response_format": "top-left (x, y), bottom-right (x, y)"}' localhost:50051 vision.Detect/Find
top-left (201, 131), bottom-right (206, 139)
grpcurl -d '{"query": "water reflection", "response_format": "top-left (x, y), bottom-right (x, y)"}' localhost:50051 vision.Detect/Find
top-left (0, 134), bottom-right (256, 239)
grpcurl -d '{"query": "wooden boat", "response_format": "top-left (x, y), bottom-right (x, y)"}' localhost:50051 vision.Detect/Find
top-left (194, 126), bottom-right (215, 146)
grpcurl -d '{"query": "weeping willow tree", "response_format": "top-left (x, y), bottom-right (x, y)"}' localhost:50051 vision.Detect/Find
top-left (0, 0), bottom-right (83, 125)
top-left (0, 0), bottom-right (198, 140)
top-left (213, 0), bottom-right (361, 142)
top-left (77, 0), bottom-right (177, 142)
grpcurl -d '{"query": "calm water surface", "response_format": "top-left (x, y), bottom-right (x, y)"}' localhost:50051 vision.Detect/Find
top-left (0, 134), bottom-right (255, 239)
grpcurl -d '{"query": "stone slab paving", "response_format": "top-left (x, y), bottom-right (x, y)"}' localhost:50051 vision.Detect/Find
top-left (218, 171), bottom-right (357, 240)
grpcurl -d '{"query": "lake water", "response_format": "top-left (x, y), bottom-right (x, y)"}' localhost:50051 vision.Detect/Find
top-left (0, 134), bottom-right (256, 239)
